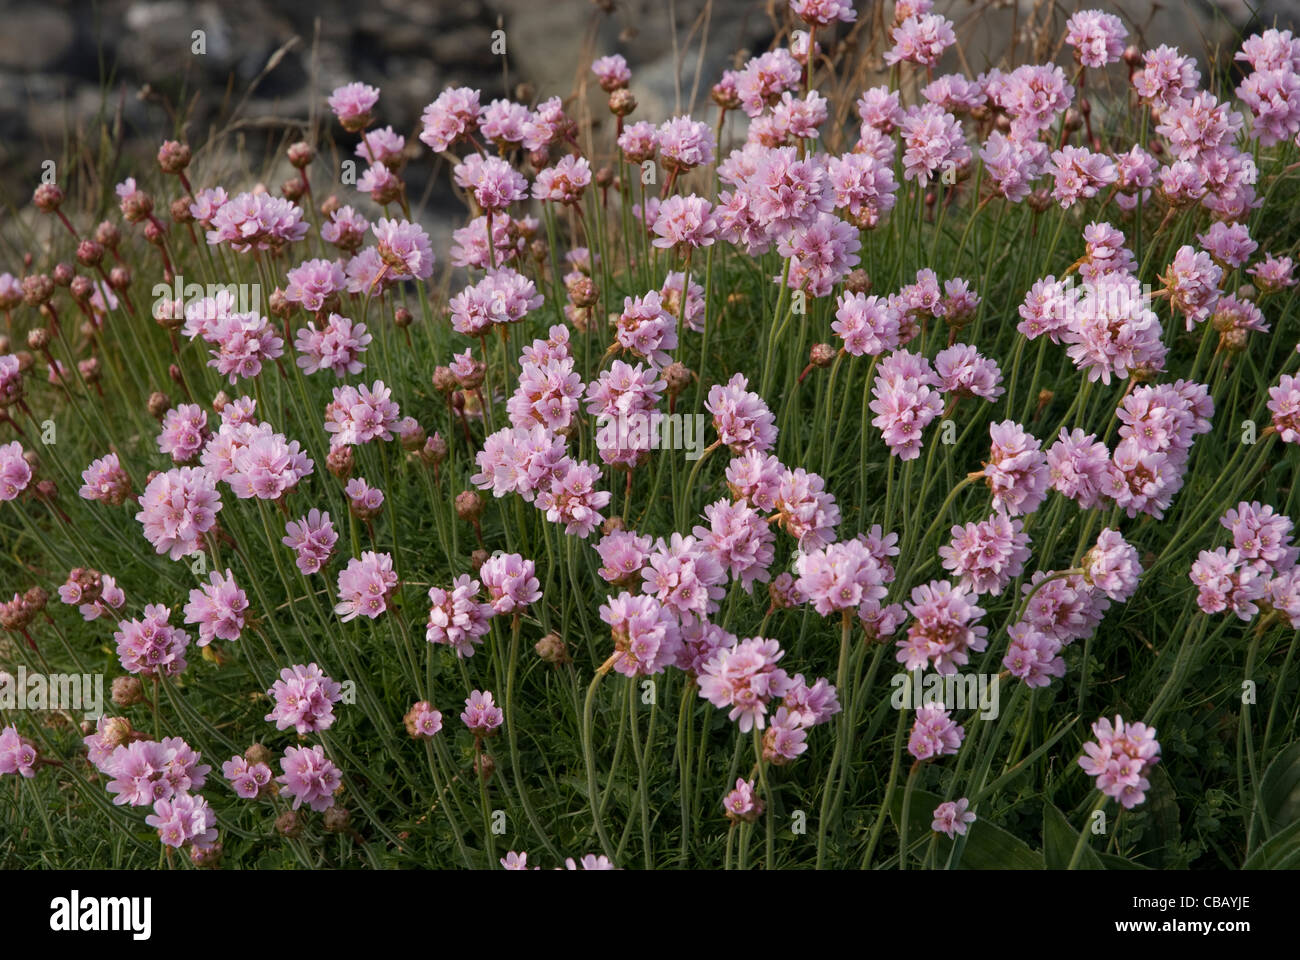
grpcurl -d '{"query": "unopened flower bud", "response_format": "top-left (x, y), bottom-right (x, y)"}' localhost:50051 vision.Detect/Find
top-left (1122, 45), bottom-right (1142, 66)
top-left (287, 141), bottom-right (315, 169)
top-left (609, 88), bottom-right (637, 117)
top-left (147, 391), bottom-right (171, 419)
top-left (23, 586), bottom-right (48, 612)
top-left (33, 183), bottom-right (64, 212)
top-left (27, 327), bottom-right (51, 351)
top-left (190, 843), bottom-right (223, 869)
top-left (94, 221), bottom-right (121, 249)
top-left (432, 366), bottom-right (456, 393)
top-left (327, 445), bottom-right (354, 480)
top-left (112, 676), bottom-right (145, 707)
top-left (810, 343), bottom-right (835, 368)
top-left (281, 178), bottom-right (306, 201)
top-left (394, 306), bottom-right (413, 328)
top-left (569, 276), bottom-right (598, 308)
top-left (662, 361), bottom-right (692, 397)
top-left (157, 140), bottom-right (192, 174)
top-left (171, 197), bottom-right (195, 223)
top-left (470, 548), bottom-right (489, 571)
top-left (455, 490), bottom-right (483, 522)
top-left (108, 266), bottom-right (131, 290)
top-left (22, 275), bottom-right (54, 307)
top-left (53, 263), bottom-right (74, 287)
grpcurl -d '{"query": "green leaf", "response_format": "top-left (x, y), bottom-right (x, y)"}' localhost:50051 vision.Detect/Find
top-left (890, 787), bottom-right (1044, 869)
top-left (1242, 819), bottom-right (1300, 870)
top-left (1042, 801), bottom-right (1104, 870)
top-left (1250, 741), bottom-right (1300, 847)
top-left (1097, 852), bottom-right (1151, 870)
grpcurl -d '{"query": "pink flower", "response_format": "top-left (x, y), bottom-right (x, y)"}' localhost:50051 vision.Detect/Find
top-left (325, 381), bottom-right (401, 449)
top-left (321, 205), bottom-right (370, 252)
top-left (773, 467), bottom-right (840, 549)
top-left (1190, 547), bottom-right (1266, 619)
top-left (723, 777), bottom-right (763, 822)
top-left (885, 14), bottom-right (956, 68)
top-left (618, 121), bottom-right (659, 163)
top-left (204, 312), bottom-right (284, 384)
top-left (790, 0), bottom-right (856, 27)
top-left (0, 442), bottom-right (31, 502)
top-left (1003, 621), bottom-right (1066, 687)
top-left (932, 797), bottom-right (976, 838)
top-left (1221, 501), bottom-right (1297, 575)
top-left (461, 690), bottom-right (504, 736)
top-left (658, 116), bottom-right (715, 171)
top-left (595, 528), bottom-right (653, 586)
top-left (283, 509), bottom-right (337, 575)
top-left (79, 452), bottom-right (133, 504)
top-left (146, 793), bottom-right (218, 850)
top-left (736, 50), bottom-right (802, 117)
top-left (533, 155), bottom-right (591, 204)
top-left (103, 737), bottom-right (209, 805)
top-left (0, 725), bottom-right (37, 778)
top-left (284, 258), bottom-right (346, 313)
top-left (980, 130), bottom-right (1049, 203)
top-left (1133, 45), bottom-right (1200, 113)
top-left (183, 569), bottom-right (249, 645)
top-left (1250, 254), bottom-right (1296, 293)
top-left (480, 553), bottom-right (542, 614)
top-left (652, 194), bottom-right (718, 250)
top-left (592, 54), bottom-right (631, 91)
top-left (794, 538), bottom-right (888, 616)
top-left (114, 604), bottom-right (190, 678)
top-left (1078, 715), bottom-right (1160, 808)
top-left (1064, 9), bottom-right (1127, 68)
top-left (707, 372), bottom-right (777, 454)
top-left (206, 191), bottom-right (309, 252)
top-left (334, 551), bottom-right (398, 621)
top-left (405, 701), bottom-right (444, 739)
top-left (296, 313), bottom-right (371, 377)
top-left (1049, 146), bottom-right (1117, 206)
top-left (777, 211), bottom-right (861, 297)
top-left (896, 580), bottom-right (988, 675)
top-left (871, 355), bottom-right (943, 461)
top-left (900, 103), bottom-right (970, 184)
top-left (266, 663), bottom-right (343, 734)
top-left (1161, 245), bottom-right (1222, 329)
top-left (1269, 374), bottom-right (1300, 445)
top-left (426, 575), bottom-right (493, 656)
top-left (698, 637), bottom-right (794, 732)
top-left (223, 754), bottom-right (274, 799)
top-left (329, 81), bottom-right (379, 130)
top-left (1047, 428), bottom-right (1112, 509)
top-left (158, 403), bottom-right (208, 463)
top-left (833, 292), bottom-right (901, 356)
top-left (939, 512), bottom-right (1031, 596)
top-left (419, 86), bottom-right (482, 152)
top-left (1198, 221), bottom-right (1257, 268)
top-left (934, 344), bottom-right (1002, 401)
top-left (278, 744), bottom-right (343, 811)
top-left (1083, 528), bottom-right (1142, 602)
top-left (908, 704), bottom-right (965, 760)
top-left (983, 420), bottom-right (1049, 516)
top-left (373, 218), bottom-right (434, 281)
top-left (136, 467), bottom-right (222, 560)
top-left (535, 458), bottom-right (610, 538)
top-left (694, 498), bottom-right (775, 593)
top-left (599, 592), bottom-right (682, 676)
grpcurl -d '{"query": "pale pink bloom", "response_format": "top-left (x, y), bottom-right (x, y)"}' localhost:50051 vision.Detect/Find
top-left (932, 797), bottom-right (976, 838)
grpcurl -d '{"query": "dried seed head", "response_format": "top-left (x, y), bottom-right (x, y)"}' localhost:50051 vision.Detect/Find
top-left (534, 631), bottom-right (570, 665)
top-left (810, 343), bottom-right (836, 368)
top-left (275, 810), bottom-right (303, 838)
top-left (148, 391), bottom-right (171, 419)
